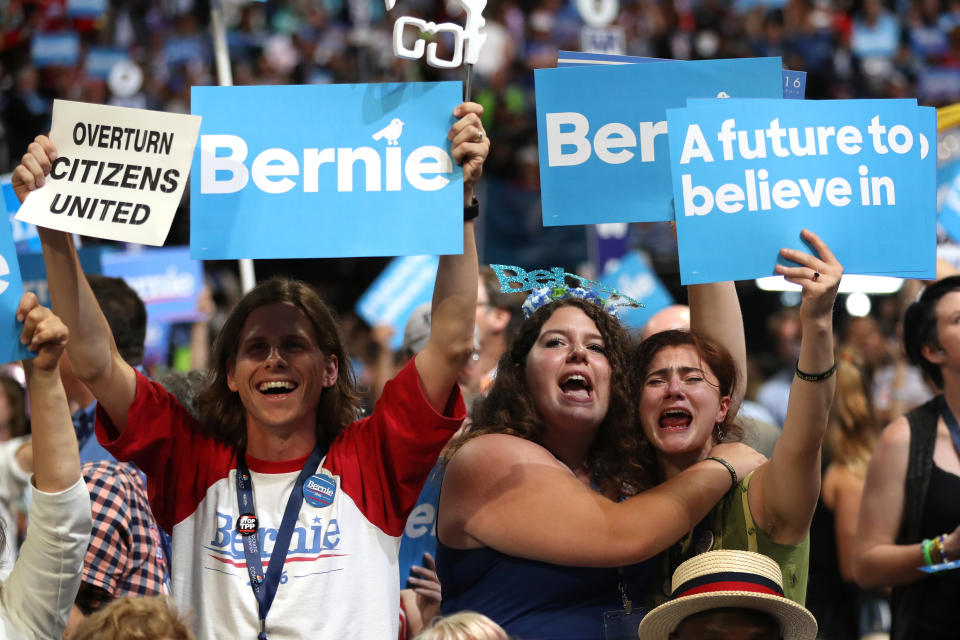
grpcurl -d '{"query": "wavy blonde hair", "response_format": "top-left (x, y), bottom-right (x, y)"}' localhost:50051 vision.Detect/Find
top-left (827, 349), bottom-right (878, 476)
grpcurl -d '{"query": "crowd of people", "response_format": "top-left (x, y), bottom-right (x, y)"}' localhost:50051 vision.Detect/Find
top-left (0, 1), bottom-right (957, 640)
top-left (0, 117), bottom-right (954, 639)
top-left (6, 0), bottom-right (960, 264)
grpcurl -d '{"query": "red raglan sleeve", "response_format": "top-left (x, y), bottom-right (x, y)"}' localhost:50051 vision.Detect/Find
top-left (327, 356), bottom-right (465, 537)
top-left (94, 370), bottom-right (236, 532)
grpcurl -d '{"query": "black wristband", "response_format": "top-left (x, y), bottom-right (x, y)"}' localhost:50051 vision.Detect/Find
top-left (464, 197), bottom-right (479, 221)
top-left (795, 361), bottom-right (837, 382)
top-left (705, 456), bottom-right (738, 491)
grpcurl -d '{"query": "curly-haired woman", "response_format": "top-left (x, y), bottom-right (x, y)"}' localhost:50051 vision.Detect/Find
top-left (436, 290), bottom-right (765, 640)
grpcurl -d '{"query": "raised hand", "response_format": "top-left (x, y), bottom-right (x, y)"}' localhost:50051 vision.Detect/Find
top-left (16, 293), bottom-right (69, 371)
top-left (775, 228), bottom-right (843, 323)
top-left (11, 135), bottom-right (57, 204)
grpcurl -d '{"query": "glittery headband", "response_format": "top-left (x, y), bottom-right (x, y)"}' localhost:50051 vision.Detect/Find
top-left (490, 264), bottom-right (642, 319)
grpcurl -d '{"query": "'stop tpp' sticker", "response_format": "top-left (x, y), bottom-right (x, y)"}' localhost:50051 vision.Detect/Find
top-left (386, 0), bottom-right (488, 69)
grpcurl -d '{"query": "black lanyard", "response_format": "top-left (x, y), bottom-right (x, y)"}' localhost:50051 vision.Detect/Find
top-left (236, 444), bottom-right (328, 639)
top-left (935, 395), bottom-right (960, 458)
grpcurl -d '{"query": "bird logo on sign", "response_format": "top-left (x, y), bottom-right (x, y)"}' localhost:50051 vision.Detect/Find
top-left (372, 119), bottom-right (405, 146)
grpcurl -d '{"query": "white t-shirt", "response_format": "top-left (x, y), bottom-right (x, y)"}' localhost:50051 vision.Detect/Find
top-left (97, 359), bottom-right (464, 639)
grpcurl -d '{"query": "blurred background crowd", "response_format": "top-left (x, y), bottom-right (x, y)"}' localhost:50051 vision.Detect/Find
top-left (0, 0), bottom-right (957, 467)
top-left (0, 1), bottom-right (959, 639)
top-left (1, 0), bottom-right (957, 361)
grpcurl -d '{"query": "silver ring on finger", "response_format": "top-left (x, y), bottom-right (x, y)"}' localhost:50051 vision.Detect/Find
top-left (474, 129), bottom-right (484, 143)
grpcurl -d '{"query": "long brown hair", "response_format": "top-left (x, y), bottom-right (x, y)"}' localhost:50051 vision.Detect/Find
top-left (196, 277), bottom-right (361, 451)
top-left (450, 298), bottom-right (658, 494)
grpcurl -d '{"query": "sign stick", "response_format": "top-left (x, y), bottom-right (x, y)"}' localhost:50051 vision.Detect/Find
top-left (209, 0), bottom-right (255, 294)
top-left (463, 64), bottom-right (474, 102)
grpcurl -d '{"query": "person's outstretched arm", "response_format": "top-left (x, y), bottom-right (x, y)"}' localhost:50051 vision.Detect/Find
top-left (750, 229), bottom-right (842, 544)
top-left (439, 434), bottom-right (765, 567)
top-left (13, 136), bottom-right (137, 432)
top-left (1, 293), bottom-right (90, 639)
top-left (689, 281), bottom-right (746, 415)
top-left (415, 103), bottom-right (488, 411)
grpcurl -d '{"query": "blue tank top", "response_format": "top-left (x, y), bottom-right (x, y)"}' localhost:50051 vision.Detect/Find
top-left (436, 542), bottom-right (653, 640)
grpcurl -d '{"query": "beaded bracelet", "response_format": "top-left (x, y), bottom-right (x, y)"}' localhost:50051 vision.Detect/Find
top-left (705, 456), bottom-right (738, 491)
top-left (795, 361), bottom-right (838, 382)
top-left (935, 534), bottom-right (950, 563)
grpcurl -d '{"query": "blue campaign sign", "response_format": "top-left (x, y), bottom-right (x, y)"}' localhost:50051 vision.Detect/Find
top-left (67, 0), bottom-right (108, 18)
top-left (0, 177), bottom-right (40, 254)
top-left (0, 222), bottom-right (46, 364)
top-left (667, 99), bottom-right (936, 284)
top-left (164, 37), bottom-right (208, 66)
top-left (734, 0), bottom-right (787, 9)
top-left (100, 247), bottom-right (204, 324)
top-left (397, 462), bottom-right (443, 589)
top-left (782, 70), bottom-right (807, 100)
top-left (0, 180), bottom-right (18, 215)
top-left (598, 251), bottom-right (673, 330)
top-left (592, 223), bottom-right (631, 274)
top-left (355, 255), bottom-right (438, 350)
top-left (31, 33), bottom-right (80, 68)
top-left (143, 321), bottom-right (172, 372)
top-left (556, 51), bottom-right (806, 101)
top-left (938, 158), bottom-right (960, 243)
top-left (18, 248), bottom-right (104, 307)
top-left (10, 214), bottom-right (41, 255)
top-left (85, 48), bottom-right (128, 78)
top-left (535, 57), bottom-right (783, 227)
top-left (191, 83), bottom-right (464, 260)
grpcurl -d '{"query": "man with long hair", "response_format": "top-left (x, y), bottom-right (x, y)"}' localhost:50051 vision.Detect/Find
top-left (12, 101), bottom-right (489, 640)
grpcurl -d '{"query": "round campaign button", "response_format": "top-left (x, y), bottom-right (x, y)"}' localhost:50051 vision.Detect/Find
top-left (695, 530), bottom-right (715, 554)
top-left (303, 473), bottom-right (337, 508)
top-left (237, 513), bottom-right (258, 536)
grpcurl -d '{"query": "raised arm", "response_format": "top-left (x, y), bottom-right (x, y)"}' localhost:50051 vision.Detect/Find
top-left (750, 229), bottom-right (841, 544)
top-left (415, 103), bottom-right (487, 411)
top-left (17, 293), bottom-right (79, 492)
top-left (12, 135), bottom-right (137, 432)
top-left (3, 294), bottom-right (91, 639)
top-left (689, 281), bottom-right (746, 415)
top-left (439, 434), bottom-right (764, 567)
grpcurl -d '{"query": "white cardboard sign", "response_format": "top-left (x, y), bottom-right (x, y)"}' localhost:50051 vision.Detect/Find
top-left (16, 99), bottom-right (201, 246)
